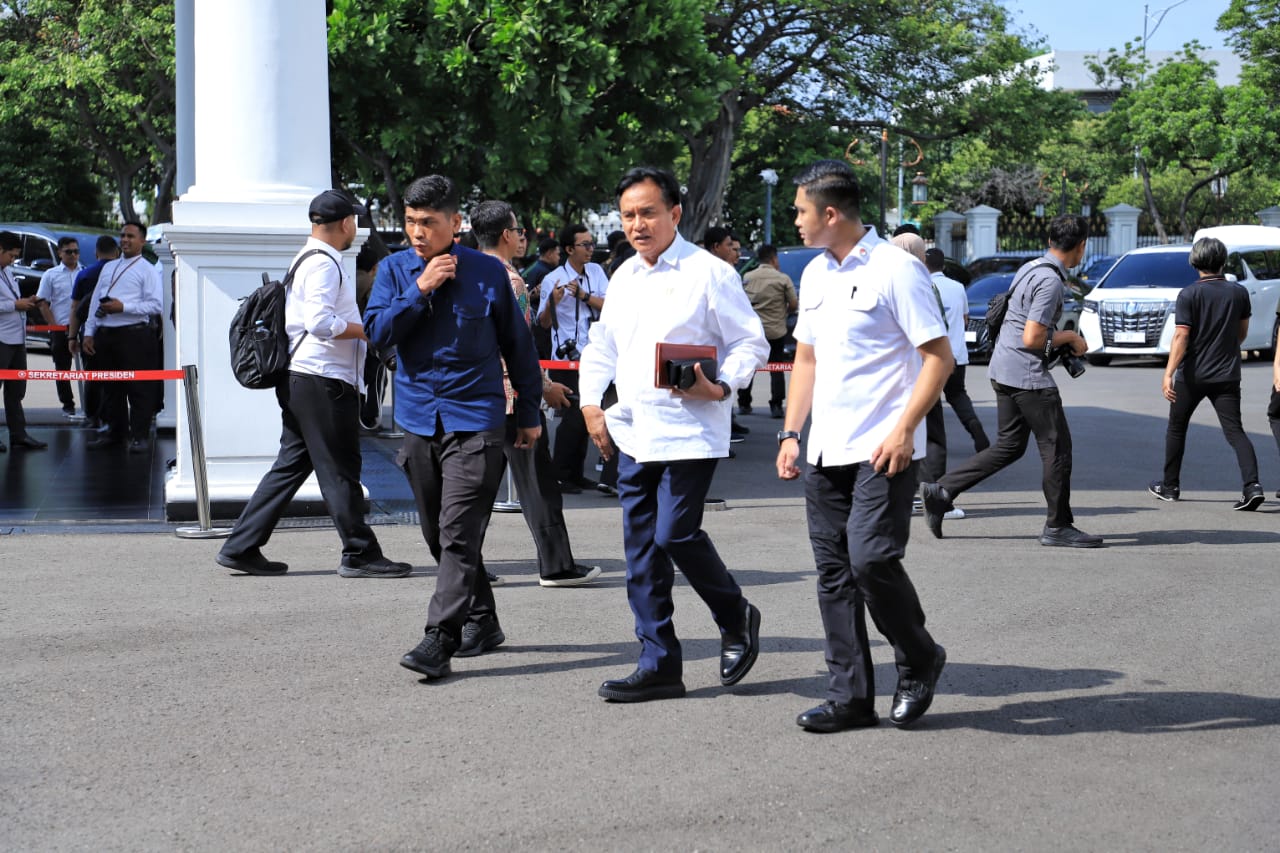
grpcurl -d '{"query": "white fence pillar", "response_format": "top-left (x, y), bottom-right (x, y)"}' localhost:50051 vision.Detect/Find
top-left (1257, 206), bottom-right (1280, 228)
top-left (1104, 204), bottom-right (1142, 256)
top-left (964, 205), bottom-right (1001, 262)
top-left (931, 210), bottom-right (964, 259)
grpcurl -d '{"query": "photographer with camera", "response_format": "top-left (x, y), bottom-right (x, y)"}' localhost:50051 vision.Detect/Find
top-left (538, 223), bottom-right (610, 493)
top-left (921, 214), bottom-right (1102, 548)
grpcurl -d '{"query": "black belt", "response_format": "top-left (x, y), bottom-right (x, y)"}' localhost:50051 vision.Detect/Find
top-left (98, 321), bottom-right (151, 332)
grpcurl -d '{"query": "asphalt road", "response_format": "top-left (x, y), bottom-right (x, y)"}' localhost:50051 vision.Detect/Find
top-left (3, 354), bottom-right (1279, 851)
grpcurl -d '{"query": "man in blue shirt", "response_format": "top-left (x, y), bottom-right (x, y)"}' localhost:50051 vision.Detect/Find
top-left (365, 174), bottom-right (543, 679)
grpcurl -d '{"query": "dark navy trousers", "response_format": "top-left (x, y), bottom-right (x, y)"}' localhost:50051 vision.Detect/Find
top-left (616, 452), bottom-right (748, 677)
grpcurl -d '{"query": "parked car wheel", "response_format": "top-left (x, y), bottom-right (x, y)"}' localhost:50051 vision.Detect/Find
top-left (1086, 354), bottom-right (1112, 366)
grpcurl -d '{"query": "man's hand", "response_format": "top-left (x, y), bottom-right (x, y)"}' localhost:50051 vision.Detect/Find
top-left (1066, 331), bottom-right (1088, 356)
top-left (99, 297), bottom-right (124, 315)
top-left (69, 338), bottom-right (81, 356)
top-left (416, 253), bottom-right (457, 295)
top-left (582, 404), bottom-right (614, 462)
top-left (82, 335), bottom-right (96, 356)
top-left (514, 425), bottom-right (542, 449)
top-left (1163, 374), bottom-right (1177, 403)
top-left (776, 440), bottom-right (801, 480)
top-left (870, 426), bottom-right (914, 477)
top-left (14, 296), bottom-right (37, 311)
top-left (671, 362), bottom-right (725, 402)
top-left (543, 381), bottom-right (572, 409)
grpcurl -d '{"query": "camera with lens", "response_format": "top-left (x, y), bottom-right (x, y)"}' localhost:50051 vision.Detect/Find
top-left (664, 357), bottom-right (718, 390)
top-left (555, 339), bottom-right (580, 361)
top-left (1046, 345), bottom-right (1087, 379)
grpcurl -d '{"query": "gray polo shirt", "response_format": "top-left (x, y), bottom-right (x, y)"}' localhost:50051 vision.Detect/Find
top-left (987, 255), bottom-right (1067, 390)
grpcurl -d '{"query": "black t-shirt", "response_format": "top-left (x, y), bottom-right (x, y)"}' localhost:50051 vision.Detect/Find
top-left (1174, 275), bottom-right (1251, 384)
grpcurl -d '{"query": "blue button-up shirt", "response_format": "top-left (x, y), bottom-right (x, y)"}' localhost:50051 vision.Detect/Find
top-left (365, 244), bottom-right (542, 436)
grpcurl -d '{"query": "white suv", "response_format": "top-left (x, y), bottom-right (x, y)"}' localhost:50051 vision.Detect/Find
top-left (1079, 225), bottom-right (1280, 364)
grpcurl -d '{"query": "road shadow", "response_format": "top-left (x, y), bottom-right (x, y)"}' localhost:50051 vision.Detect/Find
top-left (1105, 528), bottom-right (1280, 547)
top-left (926, 690), bottom-right (1280, 735)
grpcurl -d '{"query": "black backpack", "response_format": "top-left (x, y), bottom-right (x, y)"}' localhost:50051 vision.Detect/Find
top-left (985, 262), bottom-right (1064, 342)
top-left (229, 249), bottom-right (338, 389)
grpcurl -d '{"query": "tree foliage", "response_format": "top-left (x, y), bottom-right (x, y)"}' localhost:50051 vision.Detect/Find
top-left (0, 0), bottom-right (176, 224)
top-left (327, 0), bottom-right (731, 227)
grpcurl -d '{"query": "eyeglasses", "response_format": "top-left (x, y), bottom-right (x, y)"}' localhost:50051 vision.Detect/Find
top-left (504, 226), bottom-right (527, 236)
top-left (61, 249), bottom-right (80, 254)
top-left (575, 242), bottom-right (596, 249)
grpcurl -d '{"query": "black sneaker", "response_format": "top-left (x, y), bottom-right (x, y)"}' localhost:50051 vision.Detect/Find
top-left (1039, 524), bottom-right (1104, 548)
top-left (1233, 483), bottom-right (1265, 512)
top-left (557, 479), bottom-right (582, 494)
top-left (769, 402), bottom-right (784, 419)
top-left (486, 571), bottom-right (504, 586)
top-left (738, 404), bottom-right (753, 416)
top-left (1148, 481), bottom-right (1179, 502)
top-left (596, 482), bottom-right (619, 497)
top-left (400, 627), bottom-right (457, 678)
top-left (540, 565), bottom-right (602, 587)
top-left (455, 616), bottom-right (505, 657)
top-left (920, 482), bottom-right (952, 539)
top-left (338, 556), bottom-right (413, 578)
top-left (730, 420), bottom-right (749, 436)
top-left (216, 548), bottom-right (289, 576)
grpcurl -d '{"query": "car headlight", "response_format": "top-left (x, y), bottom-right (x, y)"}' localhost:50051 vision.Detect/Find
top-left (1082, 299), bottom-right (1098, 314)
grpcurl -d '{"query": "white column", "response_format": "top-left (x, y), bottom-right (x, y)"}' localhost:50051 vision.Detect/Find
top-left (930, 210), bottom-right (964, 259)
top-left (163, 0), bottom-right (356, 521)
top-left (1257, 206), bottom-right (1280, 228)
top-left (964, 205), bottom-right (1001, 262)
top-left (1104, 204), bottom-right (1142, 256)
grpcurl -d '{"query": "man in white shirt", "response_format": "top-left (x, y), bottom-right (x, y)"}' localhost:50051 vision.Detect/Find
top-left (36, 236), bottom-right (83, 416)
top-left (215, 191), bottom-right (412, 579)
top-left (580, 167), bottom-right (769, 702)
top-left (0, 230), bottom-right (48, 451)
top-left (538, 223), bottom-right (609, 492)
top-left (776, 160), bottom-right (951, 733)
top-left (925, 248), bottom-right (990, 454)
top-left (83, 221), bottom-right (163, 453)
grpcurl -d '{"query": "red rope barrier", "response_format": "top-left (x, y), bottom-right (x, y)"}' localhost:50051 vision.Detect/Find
top-left (0, 369), bottom-right (185, 381)
top-left (25, 325), bottom-right (69, 332)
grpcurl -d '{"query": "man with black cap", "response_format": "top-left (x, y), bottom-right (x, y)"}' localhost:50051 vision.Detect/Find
top-left (215, 190), bottom-right (412, 579)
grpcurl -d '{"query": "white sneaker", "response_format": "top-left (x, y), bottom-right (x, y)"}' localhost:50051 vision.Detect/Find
top-left (943, 507), bottom-right (966, 520)
top-left (912, 497), bottom-right (924, 514)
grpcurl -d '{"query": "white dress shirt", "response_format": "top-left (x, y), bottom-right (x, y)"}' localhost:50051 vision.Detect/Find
top-left (578, 234), bottom-right (768, 463)
top-left (286, 237), bottom-right (364, 390)
top-left (794, 227), bottom-right (948, 467)
top-left (930, 271), bottom-right (969, 365)
top-left (84, 255), bottom-right (163, 336)
top-left (539, 261), bottom-right (609, 356)
top-left (37, 262), bottom-right (82, 326)
top-left (0, 264), bottom-right (25, 345)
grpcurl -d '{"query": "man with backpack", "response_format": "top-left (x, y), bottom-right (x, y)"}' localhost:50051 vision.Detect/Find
top-left (215, 190), bottom-right (412, 579)
top-left (921, 214), bottom-right (1101, 548)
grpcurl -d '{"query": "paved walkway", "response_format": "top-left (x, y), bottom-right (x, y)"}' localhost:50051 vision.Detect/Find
top-left (3, 354), bottom-right (1279, 849)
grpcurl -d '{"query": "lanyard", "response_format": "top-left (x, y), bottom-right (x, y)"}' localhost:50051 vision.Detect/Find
top-left (104, 256), bottom-right (143, 298)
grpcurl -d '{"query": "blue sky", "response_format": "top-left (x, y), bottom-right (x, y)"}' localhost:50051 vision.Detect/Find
top-left (1002, 0), bottom-right (1232, 52)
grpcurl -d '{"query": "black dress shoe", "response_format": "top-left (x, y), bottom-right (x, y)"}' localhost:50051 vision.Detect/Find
top-left (557, 479), bottom-right (582, 494)
top-left (720, 601), bottom-right (761, 686)
top-left (127, 438), bottom-right (150, 454)
top-left (891, 644), bottom-right (946, 727)
top-left (10, 435), bottom-right (47, 450)
top-left (1039, 524), bottom-right (1103, 548)
top-left (455, 616), bottom-right (506, 657)
top-left (87, 436), bottom-right (123, 450)
top-left (400, 627), bottom-right (458, 678)
top-left (920, 482), bottom-right (951, 539)
top-left (215, 549), bottom-right (289, 576)
top-left (796, 701), bottom-right (880, 733)
top-left (598, 668), bottom-right (686, 702)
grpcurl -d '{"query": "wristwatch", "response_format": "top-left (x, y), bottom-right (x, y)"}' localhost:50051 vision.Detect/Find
top-left (777, 430), bottom-right (801, 446)
top-left (716, 380), bottom-right (732, 400)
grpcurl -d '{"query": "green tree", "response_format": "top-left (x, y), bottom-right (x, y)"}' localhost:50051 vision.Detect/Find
top-left (327, 0), bottom-right (731, 227)
top-left (0, 115), bottom-right (108, 223)
top-left (0, 0), bottom-right (176, 224)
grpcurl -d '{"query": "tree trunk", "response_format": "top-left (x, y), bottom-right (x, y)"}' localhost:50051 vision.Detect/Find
top-left (680, 92), bottom-right (743, 241)
top-left (1137, 157), bottom-right (1168, 244)
top-left (153, 154), bottom-right (176, 224)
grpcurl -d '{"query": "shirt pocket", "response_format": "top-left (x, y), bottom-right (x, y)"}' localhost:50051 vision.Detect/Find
top-left (446, 301), bottom-right (495, 362)
top-left (843, 287), bottom-right (882, 343)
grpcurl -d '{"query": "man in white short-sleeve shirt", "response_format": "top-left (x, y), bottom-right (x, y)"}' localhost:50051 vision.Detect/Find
top-left (776, 159), bottom-right (951, 734)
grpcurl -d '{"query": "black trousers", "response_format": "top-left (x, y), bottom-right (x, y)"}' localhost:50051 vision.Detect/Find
top-left (0, 340), bottom-right (29, 441)
top-left (944, 365), bottom-right (990, 451)
top-left (94, 323), bottom-right (159, 441)
top-left (1163, 378), bottom-right (1259, 489)
top-left (923, 399), bottom-right (947, 484)
top-left (484, 411), bottom-right (577, 578)
top-left (939, 381), bottom-right (1075, 528)
top-left (737, 337), bottom-right (788, 409)
top-left (49, 330), bottom-right (75, 410)
top-left (221, 372), bottom-right (382, 564)
top-left (397, 427), bottom-right (504, 641)
top-left (804, 459), bottom-right (936, 706)
top-left (1269, 386), bottom-right (1280, 456)
top-left (551, 370), bottom-right (617, 486)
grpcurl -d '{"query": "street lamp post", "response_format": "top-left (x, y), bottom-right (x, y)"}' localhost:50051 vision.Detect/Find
top-left (759, 168), bottom-right (778, 245)
top-left (846, 129), bottom-right (923, 235)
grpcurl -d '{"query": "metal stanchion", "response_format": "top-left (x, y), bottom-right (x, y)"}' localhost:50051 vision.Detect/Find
top-left (175, 364), bottom-right (232, 538)
top-left (492, 465), bottom-right (521, 513)
top-left (68, 350), bottom-right (87, 422)
top-left (375, 361), bottom-right (404, 439)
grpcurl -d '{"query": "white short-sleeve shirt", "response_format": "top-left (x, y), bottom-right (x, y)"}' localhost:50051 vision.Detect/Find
top-left (794, 227), bottom-right (948, 467)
